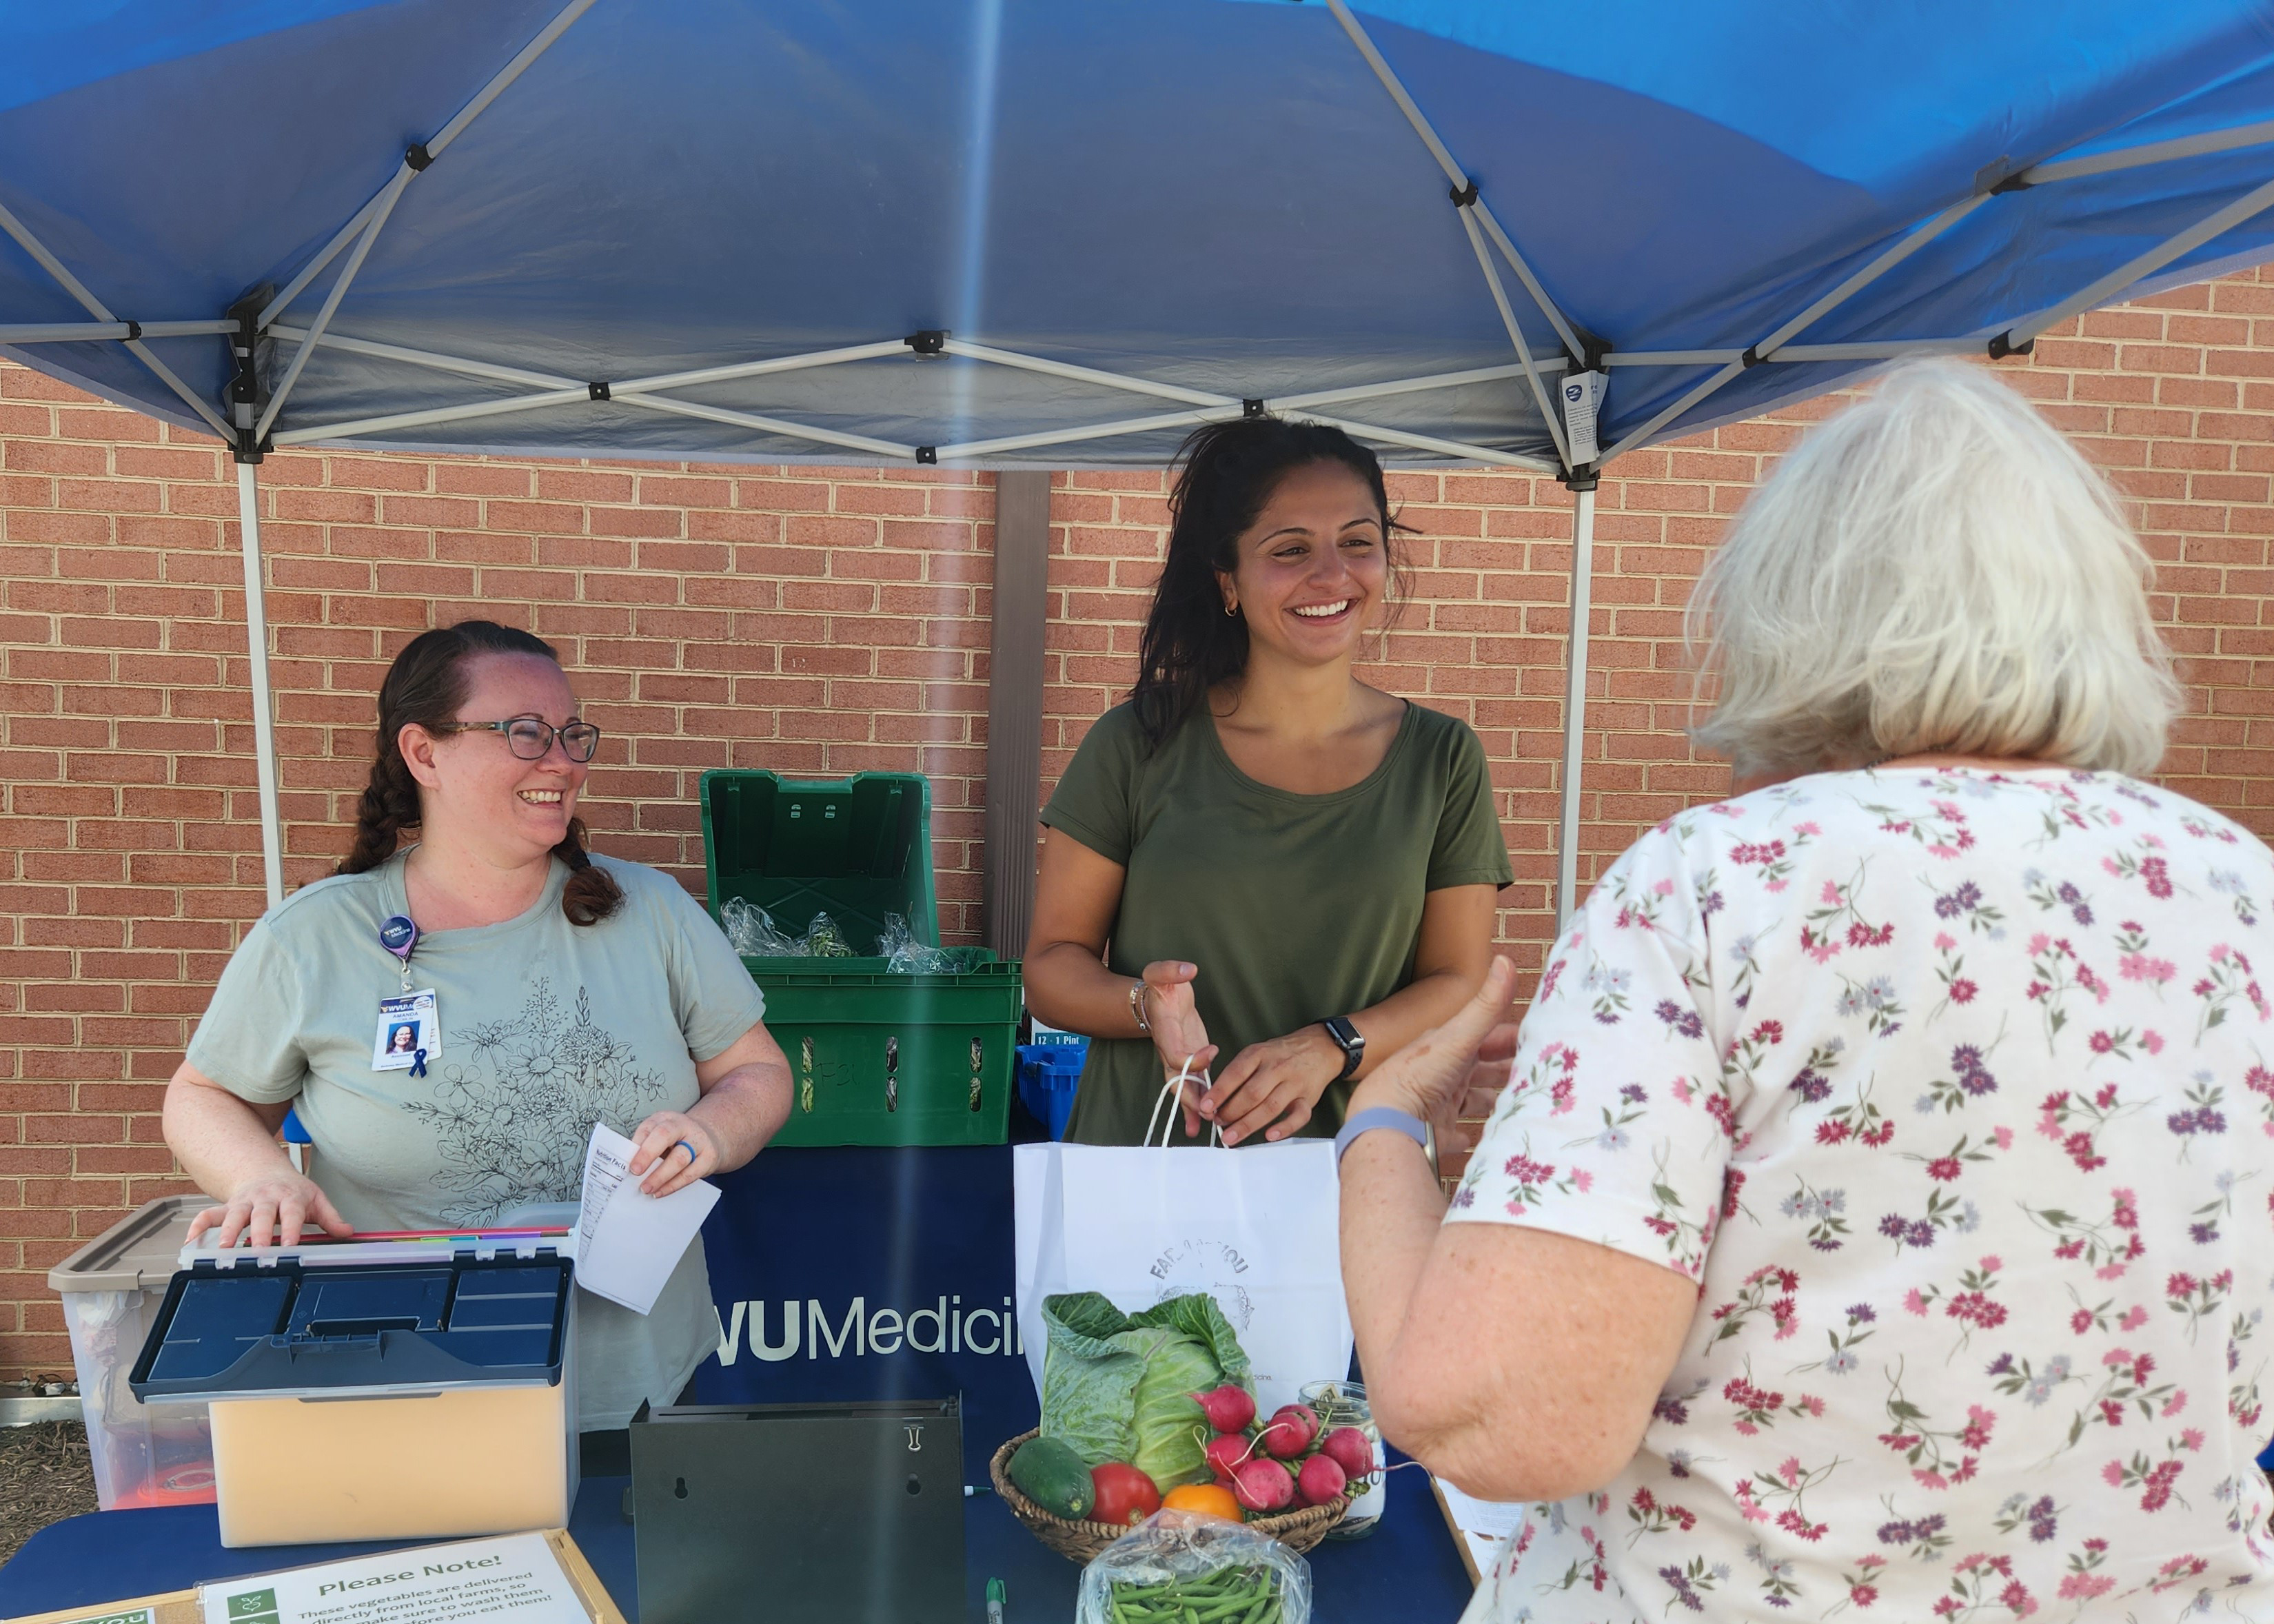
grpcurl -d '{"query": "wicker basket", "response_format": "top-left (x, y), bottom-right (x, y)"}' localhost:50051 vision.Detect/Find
top-left (989, 1429), bottom-right (1350, 1563)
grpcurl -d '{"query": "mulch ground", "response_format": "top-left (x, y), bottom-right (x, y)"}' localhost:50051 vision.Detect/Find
top-left (0, 1422), bottom-right (99, 1565)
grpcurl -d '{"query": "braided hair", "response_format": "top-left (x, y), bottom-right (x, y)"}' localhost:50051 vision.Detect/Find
top-left (341, 620), bottom-right (624, 926)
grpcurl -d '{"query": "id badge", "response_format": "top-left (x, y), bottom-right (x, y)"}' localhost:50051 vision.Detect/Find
top-left (374, 989), bottom-right (440, 1072)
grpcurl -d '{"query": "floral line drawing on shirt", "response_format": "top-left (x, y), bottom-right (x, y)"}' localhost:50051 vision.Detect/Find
top-left (402, 977), bottom-right (665, 1224)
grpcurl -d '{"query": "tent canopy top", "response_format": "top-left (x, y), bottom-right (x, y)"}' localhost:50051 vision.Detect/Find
top-left (6, 0), bottom-right (2274, 474)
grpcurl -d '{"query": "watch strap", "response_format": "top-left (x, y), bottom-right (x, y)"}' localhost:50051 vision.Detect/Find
top-left (1333, 1106), bottom-right (1430, 1167)
top-left (1321, 1015), bottom-right (1364, 1082)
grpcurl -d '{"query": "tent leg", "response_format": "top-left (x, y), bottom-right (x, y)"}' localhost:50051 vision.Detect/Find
top-left (235, 460), bottom-right (285, 911)
top-left (1554, 484), bottom-right (1596, 933)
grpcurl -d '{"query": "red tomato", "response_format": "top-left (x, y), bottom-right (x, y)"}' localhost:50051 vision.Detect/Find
top-left (1090, 1461), bottom-right (1163, 1527)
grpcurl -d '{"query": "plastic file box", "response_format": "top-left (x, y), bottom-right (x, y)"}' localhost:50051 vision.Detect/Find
top-left (130, 1252), bottom-right (578, 1548)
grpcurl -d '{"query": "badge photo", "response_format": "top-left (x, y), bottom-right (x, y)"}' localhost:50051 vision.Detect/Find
top-left (372, 989), bottom-right (440, 1072)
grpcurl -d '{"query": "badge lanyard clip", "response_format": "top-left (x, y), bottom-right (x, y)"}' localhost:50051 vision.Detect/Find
top-left (380, 913), bottom-right (418, 993)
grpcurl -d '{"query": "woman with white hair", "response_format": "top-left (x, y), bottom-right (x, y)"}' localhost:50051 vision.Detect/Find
top-left (1334, 360), bottom-right (2274, 1620)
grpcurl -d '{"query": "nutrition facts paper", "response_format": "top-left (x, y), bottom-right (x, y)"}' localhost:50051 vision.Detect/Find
top-left (570, 1122), bottom-right (719, 1315)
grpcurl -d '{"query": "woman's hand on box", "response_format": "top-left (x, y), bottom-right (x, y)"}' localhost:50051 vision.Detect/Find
top-left (1202, 1025), bottom-right (1346, 1146)
top-left (187, 1171), bottom-right (354, 1249)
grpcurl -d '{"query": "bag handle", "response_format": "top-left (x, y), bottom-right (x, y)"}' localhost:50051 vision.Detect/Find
top-left (1143, 1054), bottom-right (1224, 1149)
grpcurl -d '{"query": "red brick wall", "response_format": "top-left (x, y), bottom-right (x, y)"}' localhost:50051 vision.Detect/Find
top-left (6, 269), bottom-right (2274, 1379)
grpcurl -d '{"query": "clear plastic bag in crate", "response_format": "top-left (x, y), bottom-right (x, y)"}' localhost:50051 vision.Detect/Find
top-left (720, 896), bottom-right (801, 956)
top-left (1077, 1510), bottom-right (1312, 1624)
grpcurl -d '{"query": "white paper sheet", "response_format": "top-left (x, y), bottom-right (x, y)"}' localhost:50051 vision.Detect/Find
top-left (571, 1122), bottom-right (719, 1315)
top-left (199, 1532), bottom-right (586, 1624)
top-left (1433, 1477), bottom-right (1527, 1585)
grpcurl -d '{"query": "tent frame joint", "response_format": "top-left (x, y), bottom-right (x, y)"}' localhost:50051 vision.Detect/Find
top-left (1986, 330), bottom-right (2035, 361)
top-left (906, 329), bottom-right (948, 356)
top-left (1559, 465), bottom-right (1601, 493)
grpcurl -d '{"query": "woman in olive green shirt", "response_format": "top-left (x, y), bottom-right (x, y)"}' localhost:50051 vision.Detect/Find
top-left (1025, 419), bottom-right (1510, 1148)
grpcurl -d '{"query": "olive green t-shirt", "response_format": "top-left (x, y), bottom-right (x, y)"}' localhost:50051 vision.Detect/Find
top-left (1041, 700), bottom-right (1511, 1146)
top-left (185, 851), bottom-right (769, 1430)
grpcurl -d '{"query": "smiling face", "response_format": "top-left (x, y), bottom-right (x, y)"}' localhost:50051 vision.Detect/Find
top-left (1217, 460), bottom-right (1388, 671)
top-left (400, 651), bottom-right (587, 868)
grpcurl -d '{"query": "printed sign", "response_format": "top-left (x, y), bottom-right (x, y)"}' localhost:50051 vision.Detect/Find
top-left (200, 1535), bottom-right (584, 1624)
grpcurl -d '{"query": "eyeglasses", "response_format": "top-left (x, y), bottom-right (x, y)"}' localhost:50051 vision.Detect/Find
top-left (436, 717), bottom-right (602, 762)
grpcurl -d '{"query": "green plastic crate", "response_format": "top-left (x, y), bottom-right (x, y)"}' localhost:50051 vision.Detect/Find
top-left (751, 956), bottom-right (1024, 1147)
top-left (699, 769), bottom-right (1019, 1146)
top-left (700, 769), bottom-right (938, 952)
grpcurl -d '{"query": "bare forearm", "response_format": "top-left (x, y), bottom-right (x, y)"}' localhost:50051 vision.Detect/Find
top-left (1022, 942), bottom-right (1148, 1039)
top-left (162, 1074), bottom-right (293, 1198)
top-left (688, 1062), bottom-right (792, 1172)
top-left (1340, 968), bottom-right (1478, 1080)
top-left (1338, 1127), bottom-right (1448, 1401)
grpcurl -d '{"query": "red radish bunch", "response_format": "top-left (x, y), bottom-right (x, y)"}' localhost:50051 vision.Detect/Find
top-left (1190, 1384), bottom-right (1256, 1434)
top-left (1257, 1403), bottom-right (1319, 1459)
top-left (1319, 1425), bottom-right (1375, 1481)
top-left (1295, 1453), bottom-right (1347, 1508)
top-left (1184, 1385), bottom-right (1369, 1518)
top-left (1204, 1432), bottom-right (1250, 1485)
top-left (1230, 1457), bottom-right (1295, 1513)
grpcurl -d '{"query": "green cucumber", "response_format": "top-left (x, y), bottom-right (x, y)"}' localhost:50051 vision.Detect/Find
top-left (1009, 1435), bottom-right (1096, 1520)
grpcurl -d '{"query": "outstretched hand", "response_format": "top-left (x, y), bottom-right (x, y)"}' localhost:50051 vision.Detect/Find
top-left (1346, 956), bottom-right (1520, 1126)
top-left (1141, 960), bottom-right (1216, 1139)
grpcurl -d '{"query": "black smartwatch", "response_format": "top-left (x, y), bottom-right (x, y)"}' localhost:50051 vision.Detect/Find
top-left (1321, 1015), bottom-right (1365, 1082)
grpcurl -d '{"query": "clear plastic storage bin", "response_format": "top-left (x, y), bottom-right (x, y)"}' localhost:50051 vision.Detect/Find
top-left (48, 1195), bottom-right (217, 1509)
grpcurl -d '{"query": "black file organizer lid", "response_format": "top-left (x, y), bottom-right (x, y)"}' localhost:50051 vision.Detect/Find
top-left (128, 1254), bottom-right (573, 1400)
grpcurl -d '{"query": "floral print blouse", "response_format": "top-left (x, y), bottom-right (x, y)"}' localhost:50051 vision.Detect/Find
top-left (1449, 769), bottom-right (2274, 1623)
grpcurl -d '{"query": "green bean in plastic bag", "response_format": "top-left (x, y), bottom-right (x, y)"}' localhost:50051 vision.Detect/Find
top-left (1077, 1510), bottom-right (1312, 1624)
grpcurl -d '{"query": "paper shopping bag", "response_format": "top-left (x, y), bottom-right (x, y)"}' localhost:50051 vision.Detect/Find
top-left (1013, 1139), bottom-right (1352, 1418)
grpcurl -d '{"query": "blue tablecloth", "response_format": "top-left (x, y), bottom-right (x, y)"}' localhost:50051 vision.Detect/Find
top-left (0, 1462), bottom-right (1475, 1623)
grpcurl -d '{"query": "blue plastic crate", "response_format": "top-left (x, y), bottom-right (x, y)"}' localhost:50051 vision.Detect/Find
top-left (1016, 1042), bottom-right (1087, 1141)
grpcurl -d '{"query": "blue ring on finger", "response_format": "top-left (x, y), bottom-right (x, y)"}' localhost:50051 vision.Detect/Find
top-left (675, 1139), bottom-right (698, 1164)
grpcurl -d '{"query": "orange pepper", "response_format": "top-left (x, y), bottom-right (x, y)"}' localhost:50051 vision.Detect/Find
top-left (1161, 1482), bottom-right (1244, 1522)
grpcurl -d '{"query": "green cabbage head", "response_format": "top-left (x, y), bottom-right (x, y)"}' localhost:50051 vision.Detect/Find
top-left (1038, 1292), bottom-right (1254, 1493)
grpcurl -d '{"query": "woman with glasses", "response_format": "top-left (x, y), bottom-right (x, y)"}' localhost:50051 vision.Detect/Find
top-left (163, 620), bottom-right (791, 1441)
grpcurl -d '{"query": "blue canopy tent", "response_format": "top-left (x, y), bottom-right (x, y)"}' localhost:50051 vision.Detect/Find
top-left (8, 1), bottom-right (2274, 920)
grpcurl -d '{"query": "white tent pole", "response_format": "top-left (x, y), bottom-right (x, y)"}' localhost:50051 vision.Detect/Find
top-left (1601, 192), bottom-right (1990, 464)
top-left (2024, 116), bottom-right (2274, 186)
top-left (2006, 170), bottom-right (2274, 349)
top-left (258, 0), bottom-right (601, 329)
top-left (941, 339), bottom-right (1230, 407)
top-left (0, 318), bottom-right (234, 343)
top-left (1556, 483), bottom-right (1597, 931)
top-left (256, 170), bottom-right (412, 439)
top-left (1321, 0), bottom-right (1583, 359)
top-left (1275, 357), bottom-right (1567, 408)
top-left (0, 196), bottom-right (233, 438)
top-left (1458, 205), bottom-right (1571, 469)
top-left (234, 461), bottom-right (284, 911)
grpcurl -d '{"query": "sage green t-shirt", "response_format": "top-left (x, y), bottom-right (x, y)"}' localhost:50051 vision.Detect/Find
top-left (185, 850), bottom-right (768, 1430)
top-left (1041, 700), bottom-right (1511, 1146)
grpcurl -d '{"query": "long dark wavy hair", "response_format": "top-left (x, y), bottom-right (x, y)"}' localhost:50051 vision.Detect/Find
top-left (341, 620), bottom-right (623, 926)
top-left (1130, 417), bottom-right (1405, 746)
